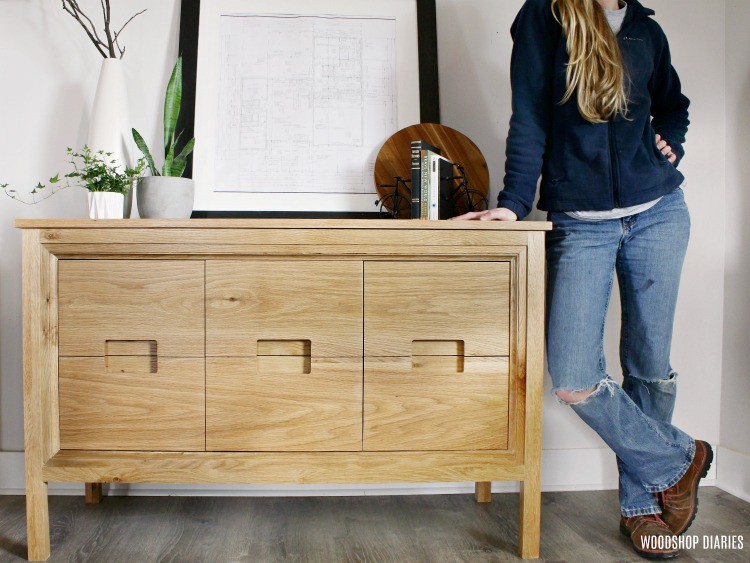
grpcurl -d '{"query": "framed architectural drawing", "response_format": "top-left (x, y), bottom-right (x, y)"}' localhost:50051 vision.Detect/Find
top-left (178, 0), bottom-right (439, 215)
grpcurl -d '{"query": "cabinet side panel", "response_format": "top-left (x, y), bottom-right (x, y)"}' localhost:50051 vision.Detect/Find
top-left (22, 230), bottom-right (52, 560)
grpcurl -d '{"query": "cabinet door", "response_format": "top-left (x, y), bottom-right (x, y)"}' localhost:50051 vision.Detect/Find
top-left (58, 260), bottom-right (205, 357)
top-left (364, 357), bottom-right (509, 451)
top-left (206, 261), bottom-right (363, 358)
top-left (207, 357), bottom-right (362, 451)
top-left (206, 260), bottom-right (364, 451)
top-left (364, 261), bottom-right (510, 357)
top-left (57, 260), bottom-right (206, 451)
top-left (364, 261), bottom-right (512, 452)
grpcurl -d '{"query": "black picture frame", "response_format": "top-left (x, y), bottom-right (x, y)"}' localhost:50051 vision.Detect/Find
top-left (177, 0), bottom-right (440, 218)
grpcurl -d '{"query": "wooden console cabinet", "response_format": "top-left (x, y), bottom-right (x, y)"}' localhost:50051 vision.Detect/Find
top-left (17, 219), bottom-right (550, 560)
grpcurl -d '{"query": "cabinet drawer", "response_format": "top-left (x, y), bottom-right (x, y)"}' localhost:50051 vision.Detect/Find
top-left (364, 357), bottom-right (509, 451)
top-left (206, 357), bottom-right (363, 451)
top-left (59, 357), bottom-right (205, 451)
top-left (58, 260), bottom-right (205, 357)
top-left (206, 261), bottom-right (363, 357)
top-left (364, 262), bottom-right (510, 357)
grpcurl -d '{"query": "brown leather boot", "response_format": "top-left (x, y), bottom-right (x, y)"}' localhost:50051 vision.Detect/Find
top-left (620, 514), bottom-right (680, 559)
top-left (658, 440), bottom-right (714, 536)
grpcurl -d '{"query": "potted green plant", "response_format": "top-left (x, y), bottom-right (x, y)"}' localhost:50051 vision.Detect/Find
top-left (132, 57), bottom-right (196, 219)
top-left (2, 146), bottom-right (145, 219)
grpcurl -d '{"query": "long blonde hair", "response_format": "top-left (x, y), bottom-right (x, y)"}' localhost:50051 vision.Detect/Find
top-left (551, 0), bottom-right (628, 123)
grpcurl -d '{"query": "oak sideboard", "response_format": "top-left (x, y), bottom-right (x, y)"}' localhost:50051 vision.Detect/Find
top-left (17, 218), bottom-right (550, 560)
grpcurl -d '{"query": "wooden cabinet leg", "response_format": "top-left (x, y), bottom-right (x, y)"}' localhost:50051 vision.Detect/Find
top-left (475, 481), bottom-right (492, 503)
top-left (518, 477), bottom-right (541, 559)
top-left (26, 482), bottom-right (51, 561)
top-left (85, 483), bottom-right (103, 504)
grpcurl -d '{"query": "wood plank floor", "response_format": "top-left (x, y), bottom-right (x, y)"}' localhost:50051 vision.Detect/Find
top-left (0, 487), bottom-right (747, 562)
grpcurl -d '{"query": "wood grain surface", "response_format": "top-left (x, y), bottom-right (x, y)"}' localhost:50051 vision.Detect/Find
top-left (37, 227), bottom-right (535, 247)
top-left (59, 357), bottom-right (205, 451)
top-left (58, 260), bottom-right (205, 358)
top-left (42, 451), bottom-right (525, 484)
top-left (18, 218), bottom-right (551, 230)
top-left (364, 357), bottom-right (510, 451)
top-left (519, 231), bottom-right (546, 559)
top-left (207, 261), bottom-right (363, 358)
top-left (22, 230), bottom-right (53, 561)
top-left (206, 357), bottom-right (363, 452)
top-left (364, 261), bottom-right (510, 357)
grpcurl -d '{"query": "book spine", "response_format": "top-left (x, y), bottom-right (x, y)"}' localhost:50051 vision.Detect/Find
top-left (410, 141), bottom-right (421, 219)
top-left (429, 155), bottom-right (440, 220)
top-left (420, 149), bottom-right (431, 220)
top-left (439, 159), bottom-right (455, 220)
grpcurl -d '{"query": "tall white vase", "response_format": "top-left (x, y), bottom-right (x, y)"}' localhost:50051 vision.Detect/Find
top-left (88, 58), bottom-right (134, 218)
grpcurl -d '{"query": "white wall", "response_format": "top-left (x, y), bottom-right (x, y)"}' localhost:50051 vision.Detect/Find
top-left (718, 0), bottom-right (750, 502)
top-left (0, 0), bottom-right (181, 452)
top-left (0, 0), bottom-right (729, 492)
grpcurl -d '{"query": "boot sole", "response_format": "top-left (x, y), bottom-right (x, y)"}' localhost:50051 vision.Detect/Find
top-left (671, 441), bottom-right (714, 536)
top-left (620, 523), bottom-right (681, 560)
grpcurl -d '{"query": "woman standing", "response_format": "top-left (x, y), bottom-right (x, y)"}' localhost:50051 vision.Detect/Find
top-left (456, 0), bottom-right (712, 558)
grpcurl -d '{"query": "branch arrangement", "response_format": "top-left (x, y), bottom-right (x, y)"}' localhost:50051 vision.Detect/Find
top-left (61, 0), bottom-right (146, 59)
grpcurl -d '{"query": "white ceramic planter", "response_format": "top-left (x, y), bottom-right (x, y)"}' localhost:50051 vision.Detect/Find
top-left (136, 177), bottom-right (195, 219)
top-left (89, 58), bottom-right (134, 218)
top-left (88, 192), bottom-right (125, 219)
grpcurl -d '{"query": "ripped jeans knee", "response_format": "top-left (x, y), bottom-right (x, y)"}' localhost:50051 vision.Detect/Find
top-left (622, 370), bottom-right (679, 423)
top-left (555, 376), bottom-right (617, 406)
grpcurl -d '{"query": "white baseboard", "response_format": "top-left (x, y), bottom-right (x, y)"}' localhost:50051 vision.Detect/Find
top-left (716, 446), bottom-right (750, 503)
top-left (0, 446), bottom-right (716, 496)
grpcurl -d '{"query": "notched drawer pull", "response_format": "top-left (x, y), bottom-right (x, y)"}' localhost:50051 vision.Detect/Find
top-left (411, 355), bottom-right (465, 374)
top-left (412, 341), bottom-right (465, 373)
top-left (257, 340), bottom-right (312, 374)
top-left (412, 340), bottom-right (465, 357)
top-left (105, 340), bottom-right (157, 357)
top-left (257, 339), bottom-right (311, 357)
top-left (105, 340), bottom-right (157, 374)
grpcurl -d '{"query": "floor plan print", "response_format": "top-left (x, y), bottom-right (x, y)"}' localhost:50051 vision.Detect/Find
top-left (215, 14), bottom-right (398, 194)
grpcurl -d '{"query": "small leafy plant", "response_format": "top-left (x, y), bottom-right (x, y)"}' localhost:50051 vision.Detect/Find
top-left (2, 147), bottom-right (146, 204)
top-left (132, 57), bottom-right (195, 178)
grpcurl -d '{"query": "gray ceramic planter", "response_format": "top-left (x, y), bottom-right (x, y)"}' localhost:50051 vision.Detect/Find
top-left (136, 176), bottom-right (195, 219)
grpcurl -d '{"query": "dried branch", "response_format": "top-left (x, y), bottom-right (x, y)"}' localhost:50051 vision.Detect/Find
top-left (113, 9), bottom-right (147, 43)
top-left (102, 0), bottom-right (115, 57)
top-left (61, 0), bottom-right (107, 58)
top-left (61, 0), bottom-right (146, 59)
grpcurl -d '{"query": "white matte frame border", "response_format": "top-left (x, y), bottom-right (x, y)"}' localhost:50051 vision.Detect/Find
top-left (192, 0), bottom-right (422, 212)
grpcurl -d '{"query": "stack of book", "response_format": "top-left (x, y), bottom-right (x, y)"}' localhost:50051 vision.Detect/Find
top-left (410, 140), bottom-right (455, 220)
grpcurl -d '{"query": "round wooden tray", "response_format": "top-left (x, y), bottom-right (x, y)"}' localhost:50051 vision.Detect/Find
top-left (374, 123), bottom-right (490, 218)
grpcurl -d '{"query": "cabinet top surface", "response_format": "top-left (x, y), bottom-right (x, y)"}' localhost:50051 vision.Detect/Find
top-left (16, 219), bottom-right (551, 231)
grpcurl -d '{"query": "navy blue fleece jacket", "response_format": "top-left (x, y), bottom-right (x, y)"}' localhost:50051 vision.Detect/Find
top-left (497, 0), bottom-right (690, 219)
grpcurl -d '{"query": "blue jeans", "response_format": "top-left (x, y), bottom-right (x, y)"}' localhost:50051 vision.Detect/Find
top-left (545, 187), bottom-right (695, 517)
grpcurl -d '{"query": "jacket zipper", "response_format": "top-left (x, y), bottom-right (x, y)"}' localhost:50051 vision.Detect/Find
top-left (609, 121), bottom-right (621, 208)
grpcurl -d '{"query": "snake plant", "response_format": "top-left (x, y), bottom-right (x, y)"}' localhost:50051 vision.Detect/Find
top-left (132, 57), bottom-right (195, 177)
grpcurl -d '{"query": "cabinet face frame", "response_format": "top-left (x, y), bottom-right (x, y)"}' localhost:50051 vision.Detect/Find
top-left (26, 232), bottom-right (531, 465)
top-left (19, 222), bottom-right (547, 560)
